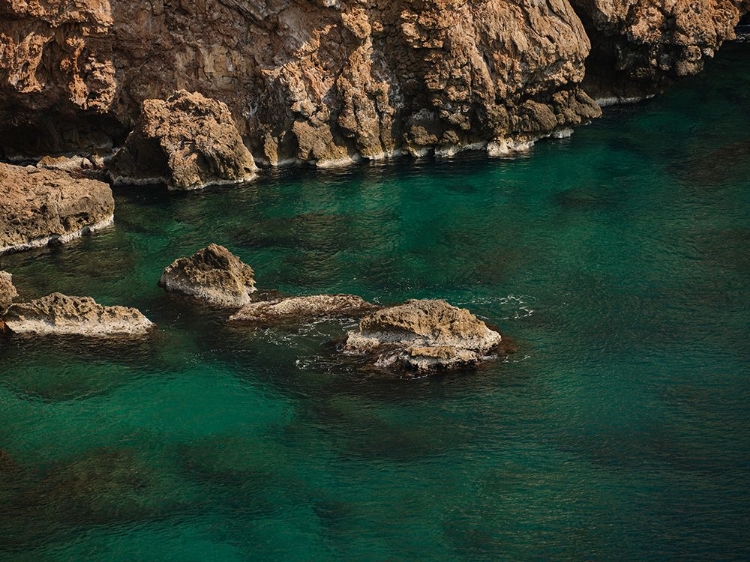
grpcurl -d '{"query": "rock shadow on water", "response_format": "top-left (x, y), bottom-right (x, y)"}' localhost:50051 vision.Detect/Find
top-left (552, 184), bottom-right (626, 210)
top-left (288, 394), bottom-right (477, 463)
top-left (0, 447), bottom-right (193, 553)
top-left (233, 212), bottom-right (355, 252)
top-left (669, 140), bottom-right (750, 189)
top-left (174, 435), bottom-right (317, 520)
top-left (0, 334), bottom-right (164, 402)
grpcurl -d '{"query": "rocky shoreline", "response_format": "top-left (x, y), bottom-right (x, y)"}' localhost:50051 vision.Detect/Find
top-left (1, 0), bottom-right (747, 371)
top-left (0, 0), bottom-right (747, 169)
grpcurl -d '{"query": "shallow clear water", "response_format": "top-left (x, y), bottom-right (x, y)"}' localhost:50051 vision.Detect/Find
top-left (1, 43), bottom-right (750, 561)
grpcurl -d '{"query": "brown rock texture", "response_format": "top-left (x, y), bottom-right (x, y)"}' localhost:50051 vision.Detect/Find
top-left (3, 292), bottom-right (153, 336)
top-left (229, 294), bottom-right (377, 324)
top-left (0, 0), bottom-right (602, 163)
top-left (159, 244), bottom-right (256, 307)
top-left (0, 162), bottom-right (114, 255)
top-left (1, 0), bottom-right (746, 162)
top-left (0, 271), bottom-right (18, 314)
top-left (109, 90), bottom-right (257, 190)
top-left (570, 0), bottom-right (749, 100)
top-left (344, 299), bottom-right (503, 372)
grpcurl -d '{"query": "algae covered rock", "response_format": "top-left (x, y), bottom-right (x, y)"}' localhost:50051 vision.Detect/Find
top-left (110, 90), bottom-right (256, 190)
top-left (3, 293), bottom-right (153, 336)
top-left (0, 163), bottom-right (114, 255)
top-left (344, 299), bottom-right (503, 372)
top-left (159, 244), bottom-right (256, 307)
top-left (229, 294), bottom-right (377, 324)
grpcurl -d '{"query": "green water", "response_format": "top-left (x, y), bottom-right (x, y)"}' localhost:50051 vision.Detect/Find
top-left (1, 43), bottom-right (750, 561)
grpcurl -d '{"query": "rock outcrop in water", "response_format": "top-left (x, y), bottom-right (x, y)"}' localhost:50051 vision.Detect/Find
top-left (0, 271), bottom-right (18, 315)
top-left (109, 90), bottom-right (256, 190)
top-left (344, 299), bottom-right (503, 372)
top-left (0, 163), bottom-right (114, 255)
top-left (229, 294), bottom-right (377, 324)
top-left (159, 244), bottom-right (256, 307)
top-left (3, 292), bottom-right (153, 336)
top-left (0, 0), bottom-right (746, 162)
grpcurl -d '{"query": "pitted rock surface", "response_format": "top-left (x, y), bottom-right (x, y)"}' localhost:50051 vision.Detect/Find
top-left (0, 163), bottom-right (114, 255)
top-left (3, 293), bottom-right (153, 336)
top-left (159, 244), bottom-right (256, 307)
top-left (345, 299), bottom-right (503, 372)
top-left (229, 294), bottom-right (377, 324)
top-left (109, 90), bottom-right (256, 190)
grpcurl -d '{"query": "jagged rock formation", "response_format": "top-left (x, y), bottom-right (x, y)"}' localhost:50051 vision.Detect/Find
top-left (3, 292), bottom-right (153, 336)
top-left (570, 0), bottom-right (750, 100)
top-left (0, 0), bottom-right (746, 163)
top-left (0, 163), bottom-right (114, 255)
top-left (0, 271), bottom-right (18, 315)
top-left (109, 90), bottom-right (256, 190)
top-left (344, 299), bottom-right (503, 372)
top-left (229, 294), bottom-right (377, 324)
top-left (159, 244), bottom-right (256, 307)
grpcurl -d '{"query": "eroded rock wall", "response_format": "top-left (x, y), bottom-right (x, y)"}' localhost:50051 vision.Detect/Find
top-left (0, 0), bottom-right (747, 162)
top-left (570, 0), bottom-right (749, 100)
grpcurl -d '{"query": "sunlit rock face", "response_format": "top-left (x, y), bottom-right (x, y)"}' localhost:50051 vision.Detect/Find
top-left (2, 0), bottom-right (746, 162)
top-left (0, 0), bottom-right (600, 162)
top-left (0, 163), bottom-right (114, 255)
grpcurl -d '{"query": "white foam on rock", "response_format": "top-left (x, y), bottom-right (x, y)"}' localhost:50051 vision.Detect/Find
top-left (596, 95), bottom-right (655, 107)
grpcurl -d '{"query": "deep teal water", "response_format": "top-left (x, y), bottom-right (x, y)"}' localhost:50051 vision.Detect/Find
top-left (1, 43), bottom-right (750, 561)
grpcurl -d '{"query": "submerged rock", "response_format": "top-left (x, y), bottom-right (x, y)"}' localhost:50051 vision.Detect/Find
top-left (229, 294), bottom-right (377, 324)
top-left (0, 163), bottom-right (114, 255)
top-left (0, 271), bottom-right (18, 316)
top-left (159, 244), bottom-right (256, 307)
top-left (3, 293), bottom-right (153, 336)
top-left (344, 299), bottom-right (503, 373)
top-left (110, 90), bottom-right (256, 190)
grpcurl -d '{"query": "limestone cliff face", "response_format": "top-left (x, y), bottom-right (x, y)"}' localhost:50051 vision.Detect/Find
top-left (0, 0), bottom-right (747, 162)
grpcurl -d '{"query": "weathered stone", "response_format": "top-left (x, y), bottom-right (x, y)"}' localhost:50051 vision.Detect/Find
top-left (0, 271), bottom-right (18, 315)
top-left (3, 293), bottom-right (153, 336)
top-left (109, 90), bottom-right (256, 190)
top-left (0, 163), bottom-right (114, 255)
top-left (229, 294), bottom-right (377, 324)
top-left (159, 244), bottom-right (256, 307)
top-left (344, 299), bottom-right (503, 372)
top-left (1, 1), bottom-right (746, 162)
top-left (0, 0), bottom-right (602, 163)
top-left (570, 0), bottom-right (747, 100)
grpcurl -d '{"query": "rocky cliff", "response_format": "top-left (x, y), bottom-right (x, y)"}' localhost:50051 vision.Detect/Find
top-left (570, 0), bottom-right (750, 101)
top-left (0, 0), bottom-right (747, 163)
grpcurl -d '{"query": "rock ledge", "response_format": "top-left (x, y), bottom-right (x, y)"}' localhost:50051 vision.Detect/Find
top-left (229, 294), bottom-right (377, 324)
top-left (3, 293), bottom-right (153, 336)
top-left (0, 163), bottom-right (114, 255)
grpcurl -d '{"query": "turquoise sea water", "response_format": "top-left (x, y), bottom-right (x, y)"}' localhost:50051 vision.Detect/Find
top-left (1, 43), bottom-right (750, 561)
